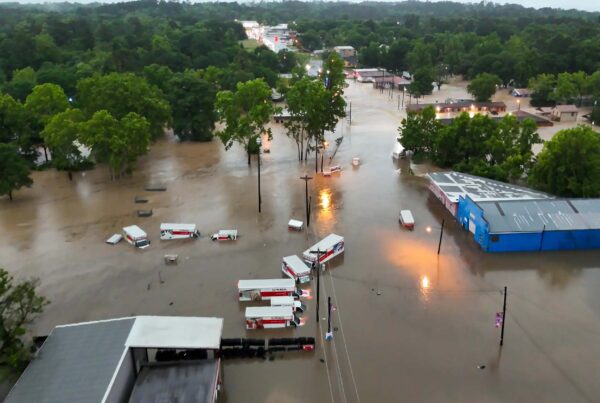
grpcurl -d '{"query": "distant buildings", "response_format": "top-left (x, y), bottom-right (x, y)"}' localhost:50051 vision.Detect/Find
top-left (428, 171), bottom-right (600, 253)
top-left (407, 101), bottom-right (507, 114)
top-left (551, 104), bottom-right (579, 122)
top-left (239, 20), bottom-right (296, 53)
top-left (333, 46), bottom-right (357, 67)
top-left (5, 316), bottom-right (224, 403)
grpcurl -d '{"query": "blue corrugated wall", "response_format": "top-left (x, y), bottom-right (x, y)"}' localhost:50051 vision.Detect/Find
top-left (456, 196), bottom-right (600, 252)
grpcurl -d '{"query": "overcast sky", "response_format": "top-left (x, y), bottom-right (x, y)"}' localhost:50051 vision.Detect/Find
top-left (1, 0), bottom-right (599, 13)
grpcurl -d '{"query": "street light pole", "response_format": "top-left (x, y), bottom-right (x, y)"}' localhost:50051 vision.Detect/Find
top-left (256, 137), bottom-right (262, 213)
top-left (500, 286), bottom-right (507, 346)
top-left (437, 219), bottom-right (445, 255)
top-left (299, 175), bottom-right (313, 227)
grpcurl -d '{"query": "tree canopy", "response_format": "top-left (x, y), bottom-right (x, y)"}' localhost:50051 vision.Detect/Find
top-left (529, 126), bottom-right (600, 197)
top-left (0, 143), bottom-right (33, 200)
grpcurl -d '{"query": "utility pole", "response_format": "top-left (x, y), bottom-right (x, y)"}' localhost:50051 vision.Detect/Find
top-left (256, 137), bottom-right (262, 213)
top-left (299, 175), bottom-right (313, 227)
top-left (349, 101), bottom-right (352, 124)
top-left (326, 296), bottom-right (333, 340)
top-left (310, 249), bottom-right (325, 323)
top-left (500, 286), bottom-right (507, 346)
top-left (437, 219), bottom-right (445, 255)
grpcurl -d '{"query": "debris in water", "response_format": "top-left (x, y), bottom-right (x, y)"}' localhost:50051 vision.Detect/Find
top-left (334, 327), bottom-right (339, 332)
top-left (269, 356), bottom-right (275, 361)
top-left (319, 358), bottom-right (325, 363)
top-left (376, 290), bottom-right (382, 295)
top-left (478, 365), bottom-right (486, 370)
top-left (169, 302), bottom-right (174, 306)
top-left (147, 283), bottom-right (151, 290)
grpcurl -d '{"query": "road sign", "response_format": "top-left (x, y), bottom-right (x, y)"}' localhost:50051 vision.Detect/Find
top-left (495, 312), bottom-right (504, 328)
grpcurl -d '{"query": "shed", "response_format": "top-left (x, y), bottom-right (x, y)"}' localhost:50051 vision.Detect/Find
top-left (551, 105), bottom-right (578, 122)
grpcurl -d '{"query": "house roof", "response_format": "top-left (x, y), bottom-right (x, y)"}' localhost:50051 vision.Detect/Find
top-left (428, 172), bottom-right (550, 204)
top-left (476, 198), bottom-right (600, 233)
top-left (5, 318), bottom-right (136, 403)
top-left (554, 104), bottom-right (578, 113)
top-left (334, 46), bottom-right (355, 50)
top-left (407, 101), bottom-right (506, 113)
top-left (5, 316), bottom-right (224, 403)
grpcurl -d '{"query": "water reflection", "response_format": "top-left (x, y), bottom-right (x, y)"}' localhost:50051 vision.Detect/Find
top-left (319, 189), bottom-right (332, 211)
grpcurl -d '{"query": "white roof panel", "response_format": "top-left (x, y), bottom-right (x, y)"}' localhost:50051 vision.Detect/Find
top-left (160, 223), bottom-right (197, 231)
top-left (305, 234), bottom-right (344, 253)
top-left (283, 255), bottom-right (310, 274)
top-left (126, 316), bottom-right (223, 349)
top-left (245, 306), bottom-right (293, 318)
top-left (123, 225), bottom-right (146, 238)
top-left (238, 278), bottom-right (296, 291)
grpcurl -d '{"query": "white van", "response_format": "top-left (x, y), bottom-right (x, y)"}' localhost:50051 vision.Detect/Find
top-left (282, 255), bottom-right (311, 284)
top-left (210, 230), bottom-right (238, 241)
top-left (302, 234), bottom-right (345, 264)
top-left (123, 225), bottom-right (150, 249)
top-left (160, 223), bottom-right (199, 240)
top-left (245, 306), bottom-right (300, 329)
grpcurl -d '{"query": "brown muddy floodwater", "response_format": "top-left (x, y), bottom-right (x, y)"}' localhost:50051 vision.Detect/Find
top-left (1, 80), bottom-right (600, 403)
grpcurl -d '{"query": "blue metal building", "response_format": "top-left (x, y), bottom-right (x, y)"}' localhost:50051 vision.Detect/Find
top-left (456, 196), bottom-right (600, 252)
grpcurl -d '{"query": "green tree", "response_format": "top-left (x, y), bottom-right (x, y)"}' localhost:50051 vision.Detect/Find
top-left (0, 268), bottom-right (49, 372)
top-left (553, 71), bottom-right (588, 106)
top-left (41, 108), bottom-right (87, 174)
top-left (5, 68), bottom-right (37, 102)
top-left (24, 83), bottom-right (70, 162)
top-left (409, 67), bottom-right (434, 99)
top-left (398, 106), bottom-right (440, 157)
top-left (215, 79), bottom-right (275, 166)
top-left (77, 73), bottom-right (171, 140)
top-left (167, 70), bottom-right (216, 142)
top-left (79, 110), bottom-right (151, 180)
top-left (0, 143), bottom-right (33, 201)
top-left (529, 126), bottom-right (600, 197)
top-left (0, 94), bottom-right (35, 159)
top-left (467, 73), bottom-right (501, 102)
top-left (529, 74), bottom-right (556, 107)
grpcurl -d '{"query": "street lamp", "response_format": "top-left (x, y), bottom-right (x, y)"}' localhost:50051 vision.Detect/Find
top-left (426, 219), bottom-right (445, 255)
top-left (517, 99), bottom-right (521, 112)
top-left (256, 137), bottom-right (262, 213)
top-left (320, 141), bottom-right (329, 173)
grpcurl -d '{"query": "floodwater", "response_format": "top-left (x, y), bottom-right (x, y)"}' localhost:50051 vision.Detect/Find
top-left (1, 79), bottom-right (600, 402)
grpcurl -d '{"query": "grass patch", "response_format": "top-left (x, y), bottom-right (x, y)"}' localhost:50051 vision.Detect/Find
top-left (240, 39), bottom-right (260, 51)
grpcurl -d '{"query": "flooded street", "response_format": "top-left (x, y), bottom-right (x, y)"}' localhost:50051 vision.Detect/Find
top-left (1, 80), bottom-right (600, 402)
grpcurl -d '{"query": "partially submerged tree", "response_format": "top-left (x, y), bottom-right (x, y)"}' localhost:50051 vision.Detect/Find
top-left (79, 110), bottom-right (150, 180)
top-left (0, 144), bottom-right (33, 201)
top-left (398, 106), bottom-right (440, 157)
top-left (41, 108), bottom-right (88, 176)
top-left (0, 268), bottom-right (49, 372)
top-left (215, 79), bottom-right (275, 166)
top-left (467, 73), bottom-right (501, 102)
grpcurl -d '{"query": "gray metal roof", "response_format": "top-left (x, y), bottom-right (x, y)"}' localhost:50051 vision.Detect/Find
top-left (478, 199), bottom-right (600, 233)
top-left (428, 172), bottom-right (550, 203)
top-left (5, 318), bottom-right (135, 403)
top-left (129, 361), bottom-right (219, 403)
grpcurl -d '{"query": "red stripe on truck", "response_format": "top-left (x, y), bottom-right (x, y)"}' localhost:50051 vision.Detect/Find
top-left (261, 319), bottom-right (288, 324)
top-left (261, 291), bottom-right (292, 297)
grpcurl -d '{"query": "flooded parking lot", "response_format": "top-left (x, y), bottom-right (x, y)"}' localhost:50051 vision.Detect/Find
top-left (1, 80), bottom-right (600, 402)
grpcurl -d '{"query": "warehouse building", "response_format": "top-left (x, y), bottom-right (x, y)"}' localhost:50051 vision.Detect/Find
top-left (457, 196), bottom-right (600, 252)
top-left (427, 171), bottom-right (550, 216)
top-left (5, 316), bottom-right (224, 403)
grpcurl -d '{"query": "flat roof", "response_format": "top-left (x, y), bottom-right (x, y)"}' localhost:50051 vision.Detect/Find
top-left (238, 278), bottom-right (296, 290)
top-left (428, 172), bottom-right (550, 203)
top-left (126, 316), bottom-right (223, 350)
top-left (246, 305), bottom-right (294, 317)
top-left (407, 101), bottom-right (506, 112)
top-left (555, 104), bottom-right (578, 113)
top-left (129, 361), bottom-right (219, 403)
top-left (5, 318), bottom-right (135, 403)
top-left (477, 198), bottom-right (600, 233)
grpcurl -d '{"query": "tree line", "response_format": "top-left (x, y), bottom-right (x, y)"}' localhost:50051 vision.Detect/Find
top-left (399, 107), bottom-right (600, 197)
